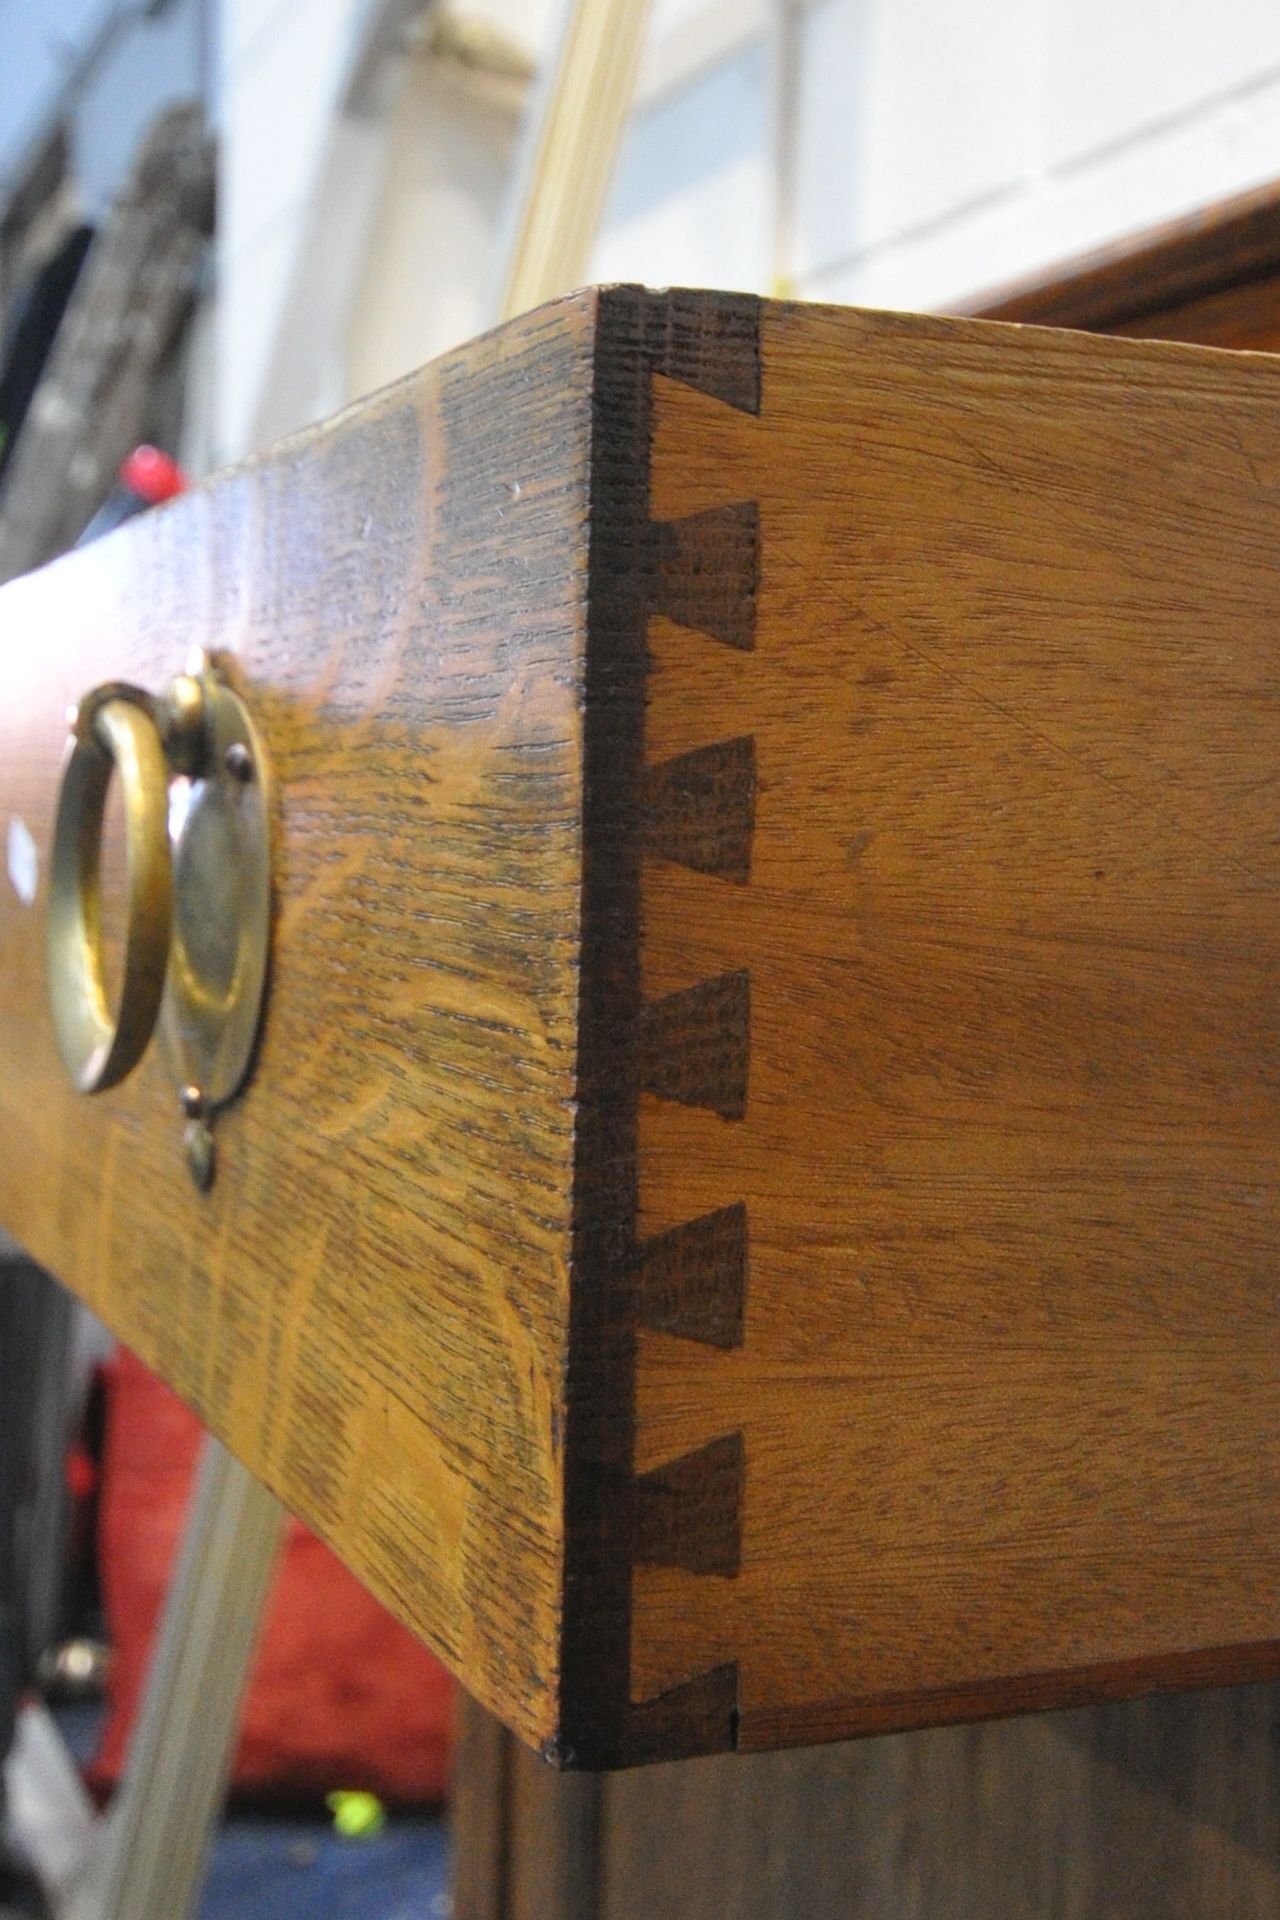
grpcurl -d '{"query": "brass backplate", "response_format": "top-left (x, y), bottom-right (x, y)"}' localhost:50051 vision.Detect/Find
top-left (158, 660), bottom-right (271, 1114)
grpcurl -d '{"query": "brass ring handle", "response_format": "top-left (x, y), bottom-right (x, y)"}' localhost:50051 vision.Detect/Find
top-left (46, 686), bottom-right (173, 1093)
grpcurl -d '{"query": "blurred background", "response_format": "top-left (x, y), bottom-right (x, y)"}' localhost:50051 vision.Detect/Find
top-left (5, 0), bottom-right (1280, 482)
top-left (4, 1), bottom-right (1280, 1917)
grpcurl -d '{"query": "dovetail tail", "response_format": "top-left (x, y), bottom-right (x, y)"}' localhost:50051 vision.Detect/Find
top-left (641, 289), bottom-right (762, 415)
top-left (635, 1433), bottom-right (744, 1577)
top-left (623, 1662), bottom-right (741, 1765)
top-left (639, 971), bottom-right (750, 1119)
top-left (649, 503), bottom-right (759, 652)
top-left (644, 736), bottom-right (756, 883)
top-left (637, 1204), bottom-right (747, 1349)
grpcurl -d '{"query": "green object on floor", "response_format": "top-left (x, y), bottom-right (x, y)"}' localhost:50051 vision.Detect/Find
top-left (325, 1791), bottom-right (387, 1841)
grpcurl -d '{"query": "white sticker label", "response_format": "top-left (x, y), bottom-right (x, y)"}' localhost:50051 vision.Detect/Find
top-left (7, 816), bottom-right (38, 905)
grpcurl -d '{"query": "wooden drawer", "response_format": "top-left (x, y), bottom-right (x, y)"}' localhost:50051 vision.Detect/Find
top-left (2, 287), bottom-right (1278, 1768)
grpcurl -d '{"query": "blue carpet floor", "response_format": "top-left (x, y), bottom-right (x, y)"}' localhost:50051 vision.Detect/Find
top-left (54, 1702), bottom-right (451, 1919)
top-left (197, 1813), bottom-right (450, 1920)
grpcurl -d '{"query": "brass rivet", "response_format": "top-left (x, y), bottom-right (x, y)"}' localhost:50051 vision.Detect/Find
top-left (179, 1083), bottom-right (204, 1118)
top-left (183, 1118), bottom-right (215, 1192)
top-left (224, 741), bottom-right (253, 782)
top-left (161, 674), bottom-right (207, 776)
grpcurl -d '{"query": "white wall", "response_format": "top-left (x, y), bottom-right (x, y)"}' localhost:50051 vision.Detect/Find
top-left (343, 39), bottom-right (529, 403)
top-left (217, 0), bottom-right (372, 457)
top-left (217, 0), bottom-right (1280, 455)
top-left (594, 0), bottom-right (1280, 308)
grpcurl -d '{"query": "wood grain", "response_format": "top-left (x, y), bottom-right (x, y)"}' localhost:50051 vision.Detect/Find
top-left (642, 737), bottom-right (755, 882)
top-left (454, 1692), bottom-right (603, 1920)
top-left (600, 1684), bottom-right (1280, 1920)
top-left (451, 1693), bottom-right (511, 1920)
top-left (648, 503), bottom-right (759, 650)
top-left (634, 1433), bottom-right (743, 1577)
top-left (635, 1204), bottom-right (747, 1349)
top-left (630, 299), bottom-right (1280, 1754)
top-left (637, 972), bottom-right (750, 1119)
top-left (454, 1684), bottom-right (1280, 1920)
top-left (453, 249), bottom-right (1280, 1920)
top-left (0, 294), bottom-right (598, 1752)
top-left (555, 285), bottom-right (761, 1769)
top-left (9, 284), bottom-right (1280, 1770)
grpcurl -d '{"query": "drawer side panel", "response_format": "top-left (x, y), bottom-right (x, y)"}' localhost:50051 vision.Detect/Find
top-left (628, 300), bottom-right (1280, 1754)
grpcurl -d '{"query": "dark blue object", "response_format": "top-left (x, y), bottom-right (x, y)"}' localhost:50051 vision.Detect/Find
top-left (197, 1814), bottom-right (451, 1920)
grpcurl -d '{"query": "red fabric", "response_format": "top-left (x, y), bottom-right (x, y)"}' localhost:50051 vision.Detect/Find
top-left (90, 1348), bottom-right (454, 1806)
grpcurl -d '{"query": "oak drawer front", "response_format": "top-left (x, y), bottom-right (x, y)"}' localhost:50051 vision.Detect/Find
top-left (0, 297), bottom-right (596, 1755)
top-left (2, 288), bottom-right (1279, 1767)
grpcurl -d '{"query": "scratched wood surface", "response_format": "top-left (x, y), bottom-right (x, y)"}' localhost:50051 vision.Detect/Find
top-left (6, 286), bottom-right (1280, 1769)
top-left (624, 298), bottom-right (1280, 1755)
top-left (0, 294), bottom-right (598, 1751)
